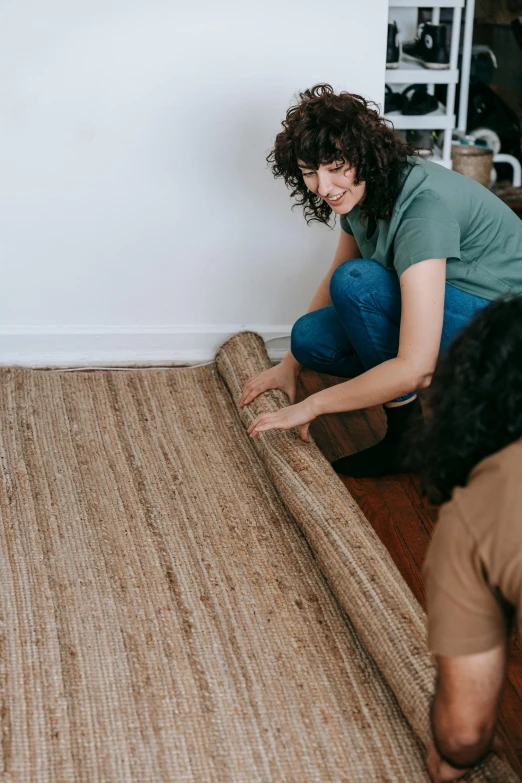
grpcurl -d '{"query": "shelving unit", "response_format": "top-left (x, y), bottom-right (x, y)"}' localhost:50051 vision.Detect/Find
top-left (385, 0), bottom-right (475, 167)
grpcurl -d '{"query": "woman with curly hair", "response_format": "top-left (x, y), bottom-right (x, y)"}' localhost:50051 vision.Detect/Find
top-left (405, 294), bottom-right (522, 780)
top-left (239, 84), bottom-right (522, 477)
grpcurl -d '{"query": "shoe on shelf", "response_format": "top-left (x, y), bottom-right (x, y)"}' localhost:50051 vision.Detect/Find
top-left (401, 84), bottom-right (440, 115)
top-left (384, 85), bottom-right (405, 114)
top-left (402, 23), bottom-right (450, 70)
top-left (387, 21), bottom-right (400, 68)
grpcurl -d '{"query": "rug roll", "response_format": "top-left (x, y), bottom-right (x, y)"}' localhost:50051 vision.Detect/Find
top-left (215, 330), bottom-right (519, 783)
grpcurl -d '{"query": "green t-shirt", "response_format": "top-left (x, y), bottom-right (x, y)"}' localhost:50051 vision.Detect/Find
top-left (339, 156), bottom-right (522, 300)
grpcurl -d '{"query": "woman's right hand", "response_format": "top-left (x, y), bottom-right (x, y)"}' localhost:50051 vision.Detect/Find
top-left (238, 359), bottom-right (300, 409)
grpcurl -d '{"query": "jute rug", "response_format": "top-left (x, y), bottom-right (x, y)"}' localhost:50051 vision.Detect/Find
top-left (0, 331), bottom-right (517, 782)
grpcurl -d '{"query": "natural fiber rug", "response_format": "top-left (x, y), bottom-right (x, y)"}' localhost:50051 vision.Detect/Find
top-left (0, 331), bottom-right (517, 782)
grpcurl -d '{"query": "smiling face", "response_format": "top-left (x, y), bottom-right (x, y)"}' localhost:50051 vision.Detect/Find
top-left (297, 159), bottom-right (366, 214)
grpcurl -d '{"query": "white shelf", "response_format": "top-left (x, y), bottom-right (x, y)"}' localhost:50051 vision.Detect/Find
top-left (386, 61), bottom-right (459, 84)
top-left (389, 0), bottom-right (464, 6)
top-left (385, 106), bottom-right (455, 129)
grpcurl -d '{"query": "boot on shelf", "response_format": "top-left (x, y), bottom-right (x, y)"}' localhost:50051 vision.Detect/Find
top-left (402, 23), bottom-right (450, 70)
top-left (387, 21), bottom-right (400, 69)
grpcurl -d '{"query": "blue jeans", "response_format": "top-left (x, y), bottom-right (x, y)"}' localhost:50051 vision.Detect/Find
top-left (291, 258), bottom-right (491, 403)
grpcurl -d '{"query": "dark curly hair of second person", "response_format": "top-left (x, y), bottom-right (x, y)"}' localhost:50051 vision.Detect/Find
top-left (407, 294), bottom-right (522, 504)
top-left (267, 83), bottom-right (419, 225)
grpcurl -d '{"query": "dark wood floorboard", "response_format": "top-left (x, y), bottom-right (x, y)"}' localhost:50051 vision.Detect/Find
top-left (297, 368), bottom-right (522, 778)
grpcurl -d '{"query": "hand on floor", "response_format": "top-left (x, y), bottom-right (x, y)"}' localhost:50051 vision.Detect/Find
top-left (426, 734), bottom-right (505, 781)
top-left (247, 399), bottom-right (316, 442)
top-left (426, 742), bottom-right (468, 782)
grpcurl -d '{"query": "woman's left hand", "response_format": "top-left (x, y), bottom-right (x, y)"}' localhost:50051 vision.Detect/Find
top-left (247, 398), bottom-right (317, 442)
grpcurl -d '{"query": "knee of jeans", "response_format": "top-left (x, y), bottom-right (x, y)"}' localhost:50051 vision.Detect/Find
top-left (290, 313), bottom-right (315, 364)
top-left (329, 259), bottom-right (376, 305)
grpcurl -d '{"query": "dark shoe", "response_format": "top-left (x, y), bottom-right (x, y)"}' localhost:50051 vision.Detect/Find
top-left (403, 23), bottom-right (450, 70)
top-left (384, 84), bottom-right (405, 114)
top-left (401, 84), bottom-right (440, 115)
top-left (387, 21), bottom-right (400, 68)
top-left (331, 396), bottom-right (423, 478)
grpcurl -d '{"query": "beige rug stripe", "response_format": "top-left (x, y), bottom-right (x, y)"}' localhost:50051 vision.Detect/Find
top-left (0, 369), bottom-right (76, 782)
top-left (0, 363), bottom-right (434, 781)
top-left (215, 330), bottom-right (520, 783)
top-left (62, 370), bottom-right (200, 781)
top-left (13, 369), bottom-right (165, 782)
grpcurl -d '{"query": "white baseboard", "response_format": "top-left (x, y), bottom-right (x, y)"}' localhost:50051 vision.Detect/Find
top-left (0, 325), bottom-right (293, 367)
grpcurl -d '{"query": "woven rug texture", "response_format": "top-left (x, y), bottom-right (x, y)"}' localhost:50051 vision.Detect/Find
top-left (0, 330), bottom-right (518, 782)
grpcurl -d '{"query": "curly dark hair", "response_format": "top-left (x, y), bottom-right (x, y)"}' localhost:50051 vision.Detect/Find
top-left (267, 83), bottom-right (419, 225)
top-left (407, 294), bottom-right (522, 504)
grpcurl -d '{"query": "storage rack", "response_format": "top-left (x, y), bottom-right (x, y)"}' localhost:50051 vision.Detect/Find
top-left (385, 0), bottom-right (475, 167)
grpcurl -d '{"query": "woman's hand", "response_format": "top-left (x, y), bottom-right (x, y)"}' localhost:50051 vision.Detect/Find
top-left (247, 398), bottom-right (317, 442)
top-left (238, 361), bottom-right (299, 409)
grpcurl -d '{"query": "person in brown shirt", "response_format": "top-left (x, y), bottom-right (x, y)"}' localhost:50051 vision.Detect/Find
top-left (407, 293), bottom-right (522, 781)
top-left (424, 442), bottom-right (522, 659)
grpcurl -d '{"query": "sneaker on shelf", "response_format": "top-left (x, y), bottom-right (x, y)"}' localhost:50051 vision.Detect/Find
top-left (384, 85), bottom-right (405, 114)
top-left (387, 21), bottom-right (400, 68)
top-left (401, 84), bottom-right (440, 115)
top-left (402, 23), bottom-right (450, 70)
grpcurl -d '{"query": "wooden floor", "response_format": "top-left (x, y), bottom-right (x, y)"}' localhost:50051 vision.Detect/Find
top-left (296, 368), bottom-right (522, 778)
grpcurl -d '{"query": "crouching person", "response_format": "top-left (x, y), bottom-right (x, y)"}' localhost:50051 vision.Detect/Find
top-left (407, 294), bottom-right (522, 781)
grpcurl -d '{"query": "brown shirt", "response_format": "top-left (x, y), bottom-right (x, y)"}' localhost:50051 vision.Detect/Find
top-left (423, 438), bottom-right (522, 656)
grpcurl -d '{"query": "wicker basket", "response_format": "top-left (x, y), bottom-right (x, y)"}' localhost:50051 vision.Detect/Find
top-left (451, 143), bottom-right (494, 187)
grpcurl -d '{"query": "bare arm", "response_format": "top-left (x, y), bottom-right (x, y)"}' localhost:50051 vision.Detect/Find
top-left (306, 229), bottom-right (361, 313)
top-left (308, 258), bottom-right (446, 415)
top-left (430, 645), bottom-right (506, 773)
top-left (282, 229), bottom-right (361, 372)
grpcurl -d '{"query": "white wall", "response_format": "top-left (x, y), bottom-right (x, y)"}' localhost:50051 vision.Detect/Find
top-left (0, 0), bottom-right (388, 365)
